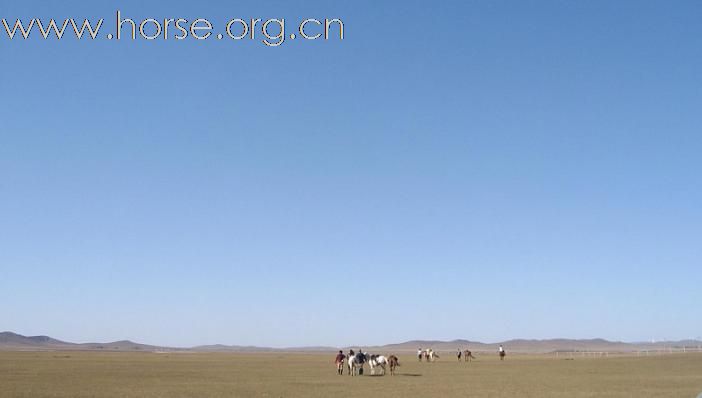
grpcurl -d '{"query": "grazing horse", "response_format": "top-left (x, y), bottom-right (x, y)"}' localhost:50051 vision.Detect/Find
top-left (368, 354), bottom-right (388, 375)
top-left (347, 352), bottom-right (366, 376)
top-left (388, 355), bottom-right (400, 376)
top-left (463, 350), bottom-right (475, 362)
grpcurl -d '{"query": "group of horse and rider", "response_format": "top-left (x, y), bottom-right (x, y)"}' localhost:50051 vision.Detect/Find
top-left (333, 344), bottom-right (507, 376)
top-left (452, 344), bottom-right (507, 362)
top-left (334, 349), bottom-right (400, 376)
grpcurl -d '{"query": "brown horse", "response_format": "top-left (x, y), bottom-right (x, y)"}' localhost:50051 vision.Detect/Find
top-left (388, 355), bottom-right (400, 376)
top-left (463, 350), bottom-right (475, 362)
top-left (499, 351), bottom-right (506, 360)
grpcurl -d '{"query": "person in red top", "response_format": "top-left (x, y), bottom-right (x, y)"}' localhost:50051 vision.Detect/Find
top-left (335, 350), bottom-right (346, 375)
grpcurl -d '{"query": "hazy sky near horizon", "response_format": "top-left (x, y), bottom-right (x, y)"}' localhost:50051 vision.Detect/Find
top-left (1, 0), bottom-right (701, 348)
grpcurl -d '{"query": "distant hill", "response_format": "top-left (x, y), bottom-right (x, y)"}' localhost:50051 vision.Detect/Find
top-left (193, 344), bottom-right (338, 352)
top-left (2, 331), bottom-right (700, 353)
top-left (364, 338), bottom-right (702, 353)
top-left (0, 332), bottom-right (177, 352)
top-left (75, 340), bottom-right (171, 352)
top-left (0, 332), bottom-right (73, 349)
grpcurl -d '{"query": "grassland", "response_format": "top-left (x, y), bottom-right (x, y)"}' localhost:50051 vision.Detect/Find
top-left (1, 351), bottom-right (701, 397)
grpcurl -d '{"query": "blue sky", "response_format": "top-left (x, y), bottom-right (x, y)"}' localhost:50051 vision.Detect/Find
top-left (1, 0), bottom-right (701, 348)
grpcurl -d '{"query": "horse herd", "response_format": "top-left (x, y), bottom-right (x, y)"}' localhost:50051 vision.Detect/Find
top-left (335, 350), bottom-right (400, 376)
top-left (335, 347), bottom-right (507, 377)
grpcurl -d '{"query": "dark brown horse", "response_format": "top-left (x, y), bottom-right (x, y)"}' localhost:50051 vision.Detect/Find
top-left (463, 350), bottom-right (475, 362)
top-left (388, 355), bottom-right (400, 376)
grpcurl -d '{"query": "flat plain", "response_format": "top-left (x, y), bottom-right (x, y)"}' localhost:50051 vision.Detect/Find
top-left (1, 351), bottom-right (701, 397)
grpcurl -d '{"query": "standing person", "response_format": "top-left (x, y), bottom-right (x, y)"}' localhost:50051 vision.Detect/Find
top-left (457, 348), bottom-right (462, 361)
top-left (499, 344), bottom-right (506, 360)
top-left (417, 347), bottom-right (423, 362)
top-left (335, 350), bottom-right (346, 375)
top-left (357, 349), bottom-right (365, 375)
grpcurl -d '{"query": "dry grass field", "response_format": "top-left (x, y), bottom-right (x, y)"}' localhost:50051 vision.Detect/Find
top-left (1, 351), bottom-right (701, 397)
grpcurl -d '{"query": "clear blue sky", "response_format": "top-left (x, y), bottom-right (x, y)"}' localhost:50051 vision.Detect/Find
top-left (1, 0), bottom-right (700, 348)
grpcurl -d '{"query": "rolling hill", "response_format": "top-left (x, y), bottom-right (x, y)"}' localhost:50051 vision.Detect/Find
top-left (2, 331), bottom-right (699, 353)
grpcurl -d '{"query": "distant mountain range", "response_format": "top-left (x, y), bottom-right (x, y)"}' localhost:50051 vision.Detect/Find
top-left (2, 331), bottom-right (700, 353)
top-left (0, 332), bottom-right (170, 352)
top-left (372, 338), bottom-right (702, 353)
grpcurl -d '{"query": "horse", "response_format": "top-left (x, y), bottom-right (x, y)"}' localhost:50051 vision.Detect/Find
top-left (388, 355), bottom-right (400, 376)
top-left (421, 349), bottom-right (435, 362)
top-left (429, 350), bottom-right (440, 362)
top-left (347, 352), bottom-right (366, 376)
top-left (499, 350), bottom-right (506, 361)
top-left (368, 354), bottom-right (388, 375)
top-left (463, 350), bottom-right (475, 362)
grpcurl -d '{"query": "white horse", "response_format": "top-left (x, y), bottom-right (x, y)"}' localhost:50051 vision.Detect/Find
top-left (368, 355), bottom-right (388, 375)
top-left (429, 350), bottom-right (440, 361)
top-left (347, 353), bottom-right (366, 376)
top-left (423, 349), bottom-right (439, 362)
